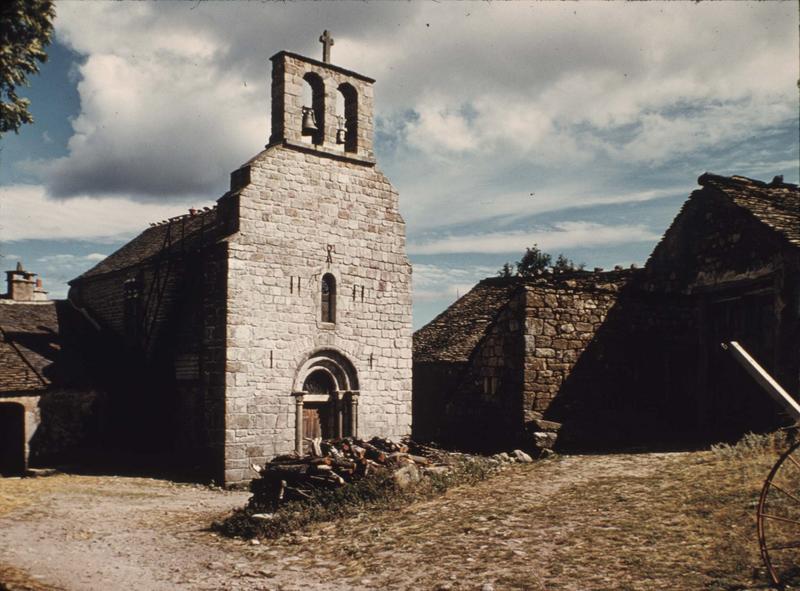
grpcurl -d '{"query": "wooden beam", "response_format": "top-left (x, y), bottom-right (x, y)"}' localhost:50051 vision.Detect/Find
top-left (724, 341), bottom-right (800, 421)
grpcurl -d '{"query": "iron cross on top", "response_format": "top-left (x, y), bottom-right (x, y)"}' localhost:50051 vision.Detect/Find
top-left (319, 30), bottom-right (334, 63)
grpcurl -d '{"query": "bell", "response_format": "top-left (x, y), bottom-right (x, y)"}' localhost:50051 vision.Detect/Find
top-left (302, 107), bottom-right (318, 135)
top-left (335, 115), bottom-right (347, 144)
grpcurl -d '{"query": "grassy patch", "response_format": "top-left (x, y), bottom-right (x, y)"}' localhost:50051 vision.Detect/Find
top-left (215, 456), bottom-right (497, 540)
top-left (0, 562), bottom-right (61, 591)
top-left (710, 430), bottom-right (794, 460)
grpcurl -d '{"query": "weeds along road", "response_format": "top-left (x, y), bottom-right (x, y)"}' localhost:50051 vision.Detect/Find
top-left (0, 448), bottom-right (780, 591)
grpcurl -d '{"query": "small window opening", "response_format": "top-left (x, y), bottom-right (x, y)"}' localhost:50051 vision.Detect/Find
top-left (123, 275), bottom-right (143, 343)
top-left (321, 273), bottom-right (336, 323)
top-left (302, 73), bottom-right (325, 145)
top-left (483, 376), bottom-right (499, 395)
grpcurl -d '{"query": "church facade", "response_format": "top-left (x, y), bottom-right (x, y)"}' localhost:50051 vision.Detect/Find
top-left (68, 46), bottom-right (413, 485)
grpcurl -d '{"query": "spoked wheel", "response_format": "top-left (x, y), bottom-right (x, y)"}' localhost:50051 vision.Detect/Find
top-left (758, 440), bottom-right (800, 588)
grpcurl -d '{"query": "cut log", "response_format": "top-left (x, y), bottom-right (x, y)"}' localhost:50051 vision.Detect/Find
top-left (264, 464), bottom-right (312, 478)
top-left (270, 454), bottom-right (302, 464)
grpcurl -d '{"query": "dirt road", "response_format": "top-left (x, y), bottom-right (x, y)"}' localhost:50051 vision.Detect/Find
top-left (0, 450), bottom-right (774, 590)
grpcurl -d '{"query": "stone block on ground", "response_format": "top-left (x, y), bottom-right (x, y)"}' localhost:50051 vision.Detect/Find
top-left (532, 431), bottom-right (558, 450)
top-left (512, 449), bottom-right (533, 463)
top-left (392, 463), bottom-right (422, 489)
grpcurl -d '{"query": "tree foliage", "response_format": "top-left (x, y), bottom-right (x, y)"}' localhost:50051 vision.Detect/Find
top-left (553, 253), bottom-right (575, 272)
top-left (497, 262), bottom-right (514, 278)
top-left (516, 245), bottom-right (552, 277)
top-left (0, 0), bottom-right (55, 136)
top-left (497, 246), bottom-right (587, 277)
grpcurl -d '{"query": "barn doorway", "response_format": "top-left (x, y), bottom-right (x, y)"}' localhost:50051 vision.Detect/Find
top-left (0, 402), bottom-right (25, 475)
top-left (706, 288), bottom-right (778, 438)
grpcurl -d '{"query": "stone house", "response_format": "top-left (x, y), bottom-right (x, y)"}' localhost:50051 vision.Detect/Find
top-left (67, 48), bottom-right (413, 485)
top-left (0, 264), bottom-right (96, 475)
top-left (413, 173), bottom-right (799, 451)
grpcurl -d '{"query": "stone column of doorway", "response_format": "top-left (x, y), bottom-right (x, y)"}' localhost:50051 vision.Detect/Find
top-left (334, 391), bottom-right (344, 438)
top-left (293, 392), bottom-right (305, 454)
top-left (349, 392), bottom-right (359, 438)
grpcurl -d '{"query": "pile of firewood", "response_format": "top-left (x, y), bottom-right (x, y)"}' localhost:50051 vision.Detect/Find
top-left (249, 436), bottom-right (432, 506)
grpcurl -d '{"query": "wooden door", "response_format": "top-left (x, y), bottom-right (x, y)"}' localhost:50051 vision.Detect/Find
top-left (303, 405), bottom-right (322, 441)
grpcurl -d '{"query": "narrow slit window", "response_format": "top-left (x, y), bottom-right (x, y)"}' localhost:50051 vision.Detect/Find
top-left (321, 273), bottom-right (336, 323)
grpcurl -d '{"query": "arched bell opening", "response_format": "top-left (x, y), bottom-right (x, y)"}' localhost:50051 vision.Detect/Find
top-left (292, 349), bottom-right (360, 454)
top-left (336, 83), bottom-right (358, 153)
top-left (301, 72), bottom-right (325, 145)
top-left (0, 402), bottom-right (26, 475)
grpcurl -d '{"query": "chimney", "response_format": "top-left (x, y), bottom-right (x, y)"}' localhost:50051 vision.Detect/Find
top-left (4, 261), bottom-right (44, 302)
top-left (34, 277), bottom-right (48, 301)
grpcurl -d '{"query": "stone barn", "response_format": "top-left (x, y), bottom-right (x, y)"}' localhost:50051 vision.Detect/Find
top-left (413, 173), bottom-right (799, 452)
top-left (67, 45), bottom-right (413, 485)
top-left (0, 263), bottom-right (97, 475)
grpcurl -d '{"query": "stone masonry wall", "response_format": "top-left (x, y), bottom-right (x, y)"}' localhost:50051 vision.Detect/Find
top-left (223, 144), bottom-right (413, 484)
top-left (441, 291), bottom-right (526, 450)
top-left (646, 187), bottom-right (800, 431)
top-left (68, 244), bottom-right (227, 478)
top-left (522, 280), bottom-right (622, 417)
top-left (270, 52), bottom-right (375, 164)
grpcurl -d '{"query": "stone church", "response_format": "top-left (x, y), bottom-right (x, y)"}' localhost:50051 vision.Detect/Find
top-left (64, 41), bottom-right (412, 485)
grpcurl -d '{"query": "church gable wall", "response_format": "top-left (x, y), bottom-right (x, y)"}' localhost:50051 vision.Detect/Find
top-left (223, 146), bottom-right (413, 484)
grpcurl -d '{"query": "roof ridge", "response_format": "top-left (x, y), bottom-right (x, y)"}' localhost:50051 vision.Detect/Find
top-left (148, 204), bottom-right (218, 227)
top-left (699, 172), bottom-right (799, 190)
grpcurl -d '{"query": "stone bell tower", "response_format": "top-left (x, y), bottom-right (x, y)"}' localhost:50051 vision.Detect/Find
top-left (268, 32), bottom-right (375, 164)
top-left (219, 33), bottom-right (412, 484)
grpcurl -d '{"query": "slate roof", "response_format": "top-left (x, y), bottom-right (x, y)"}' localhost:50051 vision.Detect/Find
top-left (699, 173), bottom-right (800, 248)
top-left (0, 301), bottom-right (94, 394)
top-left (72, 207), bottom-right (220, 281)
top-left (413, 271), bottom-right (640, 364)
top-left (0, 302), bottom-right (59, 392)
top-left (413, 278), bottom-right (520, 364)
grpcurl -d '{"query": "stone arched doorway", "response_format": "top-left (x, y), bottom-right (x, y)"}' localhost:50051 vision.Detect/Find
top-left (292, 349), bottom-right (359, 454)
top-left (0, 402), bottom-right (25, 475)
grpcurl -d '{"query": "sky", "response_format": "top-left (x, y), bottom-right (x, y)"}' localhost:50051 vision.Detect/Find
top-left (0, 1), bottom-right (798, 329)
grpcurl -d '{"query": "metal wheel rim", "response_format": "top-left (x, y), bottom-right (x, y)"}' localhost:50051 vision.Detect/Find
top-left (758, 439), bottom-right (800, 587)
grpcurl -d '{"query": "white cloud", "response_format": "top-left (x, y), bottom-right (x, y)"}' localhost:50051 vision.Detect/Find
top-left (36, 252), bottom-right (106, 263)
top-left (39, 1), bottom-right (797, 211)
top-left (0, 184), bottom-right (209, 242)
top-left (403, 183), bottom-right (687, 233)
top-left (409, 221), bottom-right (660, 255)
top-left (412, 263), bottom-right (497, 303)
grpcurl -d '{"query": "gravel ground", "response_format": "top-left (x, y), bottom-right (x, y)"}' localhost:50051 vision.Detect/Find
top-left (0, 450), bottom-right (778, 591)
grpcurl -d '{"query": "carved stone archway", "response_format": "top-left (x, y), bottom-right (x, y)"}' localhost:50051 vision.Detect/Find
top-left (292, 349), bottom-right (359, 453)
